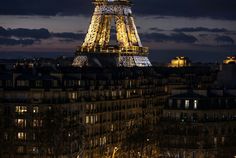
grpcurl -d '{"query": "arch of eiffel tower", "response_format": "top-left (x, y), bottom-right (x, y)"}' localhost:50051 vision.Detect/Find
top-left (72, 0), bottom-right (152, 67)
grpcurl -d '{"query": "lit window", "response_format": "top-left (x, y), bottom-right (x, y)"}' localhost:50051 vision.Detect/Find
top-left (47, 148), bottom-right (53, 154)
top-left (15, 119), bottom-right (27, 128)
top-left (112, 91), bottom-right (116, 97)
top-left (103, 136), bottom-right (107, 144)
top-left (222, 137), bottom-right (225, 144)
top-left (32, 147), bottom-right (39, 154)
top-left (72, 92), bottom-right (77, 99)
top-left (111, 124), bottom-right (114, 132)
top-left (33, 106), bottom-right (39, 113)
top-left (17, 132), bottom-right (27, 140)
top-left (185, 100), bottom-right (190, 109)
top-left (86, 116), bottom-right (89, 124)
top-left (100, 137), bottom-right (102, 145)
top-left (95, 115), bottom-right (98, 123)
top-left (86, 104), bottom-right (89, 110)
top-left (16, 106), bottom-right (27, 114)
top-left (33, 120), bottom-right (42, 127)
top-left (194, 100), bottom-right (198, 109)
top-left (16, 146), bottom-right (25, 153)
top-left (214, 137), bottom-right (217, 146)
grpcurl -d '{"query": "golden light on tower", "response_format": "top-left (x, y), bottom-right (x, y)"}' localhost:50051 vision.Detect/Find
top-left (73, 0), bottom-right (152, 67)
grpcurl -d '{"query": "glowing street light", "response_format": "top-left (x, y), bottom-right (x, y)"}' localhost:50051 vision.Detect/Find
top-left (112, 147), bottom-right (119, 158)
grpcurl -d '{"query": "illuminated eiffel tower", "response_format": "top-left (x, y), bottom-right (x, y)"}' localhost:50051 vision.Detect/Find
top-left (73, 0), bottom-right (152, 67)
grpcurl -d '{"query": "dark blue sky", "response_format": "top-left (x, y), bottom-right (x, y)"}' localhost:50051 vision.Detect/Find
top-left (0, 0), bottom-right (236, 62)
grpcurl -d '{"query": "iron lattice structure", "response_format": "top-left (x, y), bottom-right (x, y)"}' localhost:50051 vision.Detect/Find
top-left (73, 0), bottom-right (152, 67)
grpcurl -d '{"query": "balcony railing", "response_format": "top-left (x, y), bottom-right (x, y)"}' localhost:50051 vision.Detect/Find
top-left (76, 46), bottom-right (149, 56)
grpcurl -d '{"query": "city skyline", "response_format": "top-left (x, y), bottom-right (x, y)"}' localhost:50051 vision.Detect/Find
top-left (0, 0), bottom-right (236, 62)
top-left (1, 1), bottom-right (236, 157)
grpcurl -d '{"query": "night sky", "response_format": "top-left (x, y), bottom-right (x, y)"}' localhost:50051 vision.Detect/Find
top-left (0, 0), bottom-right (236, 62)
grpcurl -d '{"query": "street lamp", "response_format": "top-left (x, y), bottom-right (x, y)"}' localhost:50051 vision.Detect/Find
top-left (112, 147), bottom-right (119, 158)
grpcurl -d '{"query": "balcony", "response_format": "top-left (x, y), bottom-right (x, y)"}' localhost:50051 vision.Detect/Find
top-left (76, 46), bottom-right (149, 56)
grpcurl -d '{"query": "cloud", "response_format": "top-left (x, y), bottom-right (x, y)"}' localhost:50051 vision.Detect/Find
top-left (1, 0), bottom-right (236, 20)
top-left (0, 37), bottom-right (38, 46)
top-left (215, 36), bottom-right (234, 46)
top-left (0, 0), bottom-right (92, 16)
top-left (141, 33), bottom-right (197, 43)
top-left (0, 27), bottom-right (50, 39)
top-left (0, 27), bottom-right (85, 46)
top-left (173, 27), bottom-right (229, 33)
top-left (52, 32), bottom-right (85, 40)
top-left (134, 0), bottom-right (236, 20)
top-left (149, 27), bottom-right (163, 32)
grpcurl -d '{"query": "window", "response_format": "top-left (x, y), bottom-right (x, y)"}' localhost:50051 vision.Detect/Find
top-left (52, 80), bottom-right (58, 87)
top-left (47, 148), bottom-right (53, 154)
top-left (17, 80), bottom-right (29, 87)
top-left (86, 116), bottom-right (89, 124)
top-left (16, 92), bottom-right (27, 100)
top-left (111, 124), bottom-right (114, 132)
top-left (35, 80), bottom-right (42, 87)
top-left (6, 80), bottom-right (12, 87)
top-left (33, 119), bottom-right (42, 127)
top-left (4, 133), bottom-right (8, 140)
top-left (32, 147), bottom-right (39, 154)
top-left (194, 100), bottom-right (198, 109)
top-left (16, 119), bottom-right (27, 128)
top-left (69, 92), bottom-right (77, 100)
top-left (168, 99), bottom-right (173, 107)
top-left (33, 106), bottom-right (39, 113)
top-left (185, 100), bottom-right (190, 109)
top-left (86, 115), bottom-right (97, 124)
top-left (77, 80), bottom-right (81, 86)
top-left (16, 106), bottom-right (27, 114)
top-left (16, 146), bottom-right (25, 153)
top-left (222, 137), bottom-right (225, 144)
top-left (86, 104), bottom-right (89, 110)
top-left (99, 137), bottom-right (107, 145)
top-left (112, 91), bottom-right (117, 97)
top-left (17, 132), bottom-right (27, 140)
top-left (214, 137), bottom-right (217, 146)
top-left (33, 133), bottom-right (36, 140)
top-left (177, 100), bottom-right (181, 108)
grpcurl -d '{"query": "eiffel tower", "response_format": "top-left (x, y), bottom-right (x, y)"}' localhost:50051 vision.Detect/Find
top-left (72, 0), bottom-right (152, 67)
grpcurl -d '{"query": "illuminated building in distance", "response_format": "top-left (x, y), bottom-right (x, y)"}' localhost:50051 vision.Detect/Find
top-left (168, 56), bottom-right (191, 68)
top-left (72, 0), bottom-right (152, 67)
top-left (223, 56), bottom-right (236, 64)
